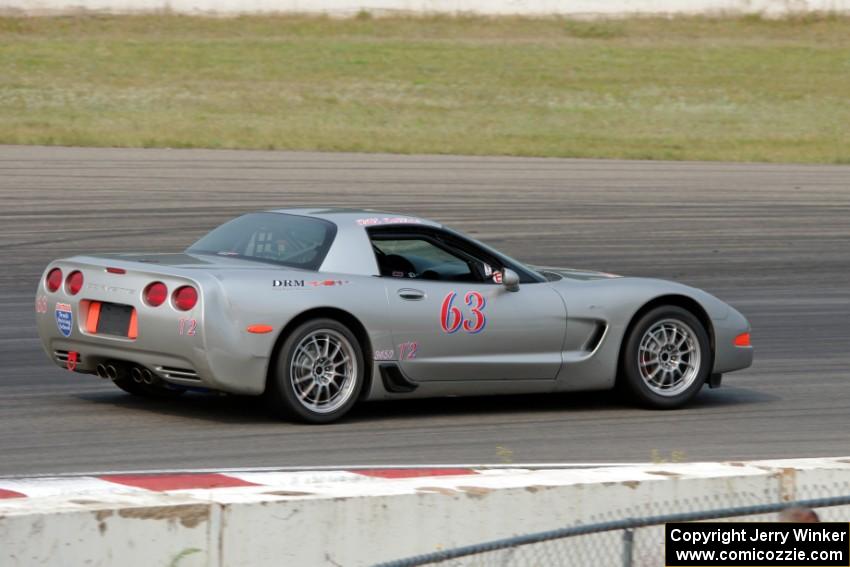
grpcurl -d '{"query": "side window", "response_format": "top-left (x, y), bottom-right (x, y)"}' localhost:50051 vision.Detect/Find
top-left (372, 237), bottom-right (483, 282)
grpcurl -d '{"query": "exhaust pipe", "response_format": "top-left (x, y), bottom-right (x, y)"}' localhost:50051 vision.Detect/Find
top-left (130, 366), bottom-right (144, 383)
top-left (142, 368), bottom-right (155, 386)
top-left (95, 364), bottom-right (108, 379)
top-left (105, 365), bottom-right (119, 380)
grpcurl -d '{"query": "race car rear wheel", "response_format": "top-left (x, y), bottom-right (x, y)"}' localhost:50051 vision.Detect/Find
top-left (268, 318), bottom-right (364, 423)
top-left (620, 305), bottom-right (711, 409)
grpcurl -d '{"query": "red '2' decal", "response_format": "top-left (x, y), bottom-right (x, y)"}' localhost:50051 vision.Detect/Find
top-left (440, 291), bottom-right (486, 334)
top-left (178, 318), bottom-right (197, 336)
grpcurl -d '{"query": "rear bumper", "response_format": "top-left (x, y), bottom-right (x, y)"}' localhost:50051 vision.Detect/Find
top-left (42, 334), bottom-right (269, 395)
top-left (48, 339), bottom-right (203, 383)
top-left (35, 277), bottom-right (269, 395)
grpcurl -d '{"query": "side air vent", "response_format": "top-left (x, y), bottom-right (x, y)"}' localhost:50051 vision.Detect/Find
top-left (156, 366), bottom-right (201, 381)
top-left (583, 323), bottom-right (608, 353)
top-left (379, 363), bottom-right (419, 393)
top-left (54, 350), bottom-right (70, 363)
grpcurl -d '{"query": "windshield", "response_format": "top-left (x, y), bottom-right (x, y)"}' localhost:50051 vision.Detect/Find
top-left (187, 212), bottom-right (337, 271)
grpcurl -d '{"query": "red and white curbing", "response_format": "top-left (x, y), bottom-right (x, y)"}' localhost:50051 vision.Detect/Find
top-left (2, 458), bottom-right (850, 567)
top-left (3, 458), bottom-right (850, 503)
top-left (0, 467), bottom-right (482, 500)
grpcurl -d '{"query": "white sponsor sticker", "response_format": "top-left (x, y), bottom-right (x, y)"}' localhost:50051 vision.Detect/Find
top-left (374, 349), bottom-right (395, 361)
top-left (55, 303), bottom-right (73, 337)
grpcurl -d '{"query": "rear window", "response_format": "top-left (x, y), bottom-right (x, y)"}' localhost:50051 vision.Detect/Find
top-left (187, 212), bottom-right (336, 271)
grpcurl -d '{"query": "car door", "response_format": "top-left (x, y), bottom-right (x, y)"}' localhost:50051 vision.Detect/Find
top-left (370, 229), bottom-right (567, 382)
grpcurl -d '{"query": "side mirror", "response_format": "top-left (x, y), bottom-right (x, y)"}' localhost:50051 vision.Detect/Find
top-left (502, 268), bottom-right (520, 292)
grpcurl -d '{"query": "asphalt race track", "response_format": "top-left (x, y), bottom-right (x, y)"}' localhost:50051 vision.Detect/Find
top-left (1, 145), bottom-right (848, 475)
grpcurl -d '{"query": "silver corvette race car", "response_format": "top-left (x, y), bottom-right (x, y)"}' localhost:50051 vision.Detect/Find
top-left (36, 208), bottom-right (752, 423)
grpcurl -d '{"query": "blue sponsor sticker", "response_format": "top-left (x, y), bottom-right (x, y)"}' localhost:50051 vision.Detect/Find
top-left (55, 303), bottom-right (73, 337)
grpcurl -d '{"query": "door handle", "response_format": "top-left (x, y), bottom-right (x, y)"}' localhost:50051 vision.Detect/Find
top-left (397, 288), bottom-right (425, 301)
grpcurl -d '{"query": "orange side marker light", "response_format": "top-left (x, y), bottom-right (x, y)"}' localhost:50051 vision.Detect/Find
top-left (86, 301), bottom-right (101, 333)
top-left (128, 309), bottom-right (138, 339)
top-left (733, 332), bottom-right (751, 347)
top-left (247, 324), bottom-right (274, 334)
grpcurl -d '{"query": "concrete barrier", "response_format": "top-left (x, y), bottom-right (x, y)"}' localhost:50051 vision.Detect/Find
top-left (1, 0), bottom-right (848, 17)
top-left (2, 458), bottom-right (850, 566)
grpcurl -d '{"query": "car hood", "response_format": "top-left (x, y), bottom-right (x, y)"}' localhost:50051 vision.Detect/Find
top-left (531, 265), bottom-right (622, 281)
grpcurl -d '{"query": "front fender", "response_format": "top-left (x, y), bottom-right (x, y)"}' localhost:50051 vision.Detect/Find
top-left (549, 276), bottom-right (747, 391)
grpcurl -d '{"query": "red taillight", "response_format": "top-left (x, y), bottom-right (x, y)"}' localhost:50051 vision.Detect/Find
top-left (734, 332), bottom-right (751, 347)
top-left (144, 282), bottom-right (168, 307)
top-left (46, 268), bottom-right (62, 292)
top-left (106, 267), bottom-right (126, 274)
top-left (66, 270), bottom-right (84, 295)
top-left (173, 286), bottom-right (198, 311)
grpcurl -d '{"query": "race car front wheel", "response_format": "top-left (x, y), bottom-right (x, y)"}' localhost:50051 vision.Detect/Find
top-left (268, 318), bottom-right (365, 423)
top-left (620, 305), bottom-right (711, 409)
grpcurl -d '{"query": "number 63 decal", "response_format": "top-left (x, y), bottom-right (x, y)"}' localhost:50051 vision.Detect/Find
top-left (440, 291), bottom-right (486, 334)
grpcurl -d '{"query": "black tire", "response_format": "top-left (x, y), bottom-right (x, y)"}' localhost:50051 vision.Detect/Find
top-left (619, 305), bottom-right (711, 409)
top-left (113, 376), bottom-right (185, 399)
top-left (266, 318), bottom-right (365, 424)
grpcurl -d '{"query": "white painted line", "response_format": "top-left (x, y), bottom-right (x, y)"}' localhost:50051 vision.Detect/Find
top-left (0, 476), bottom-right (145, 498)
